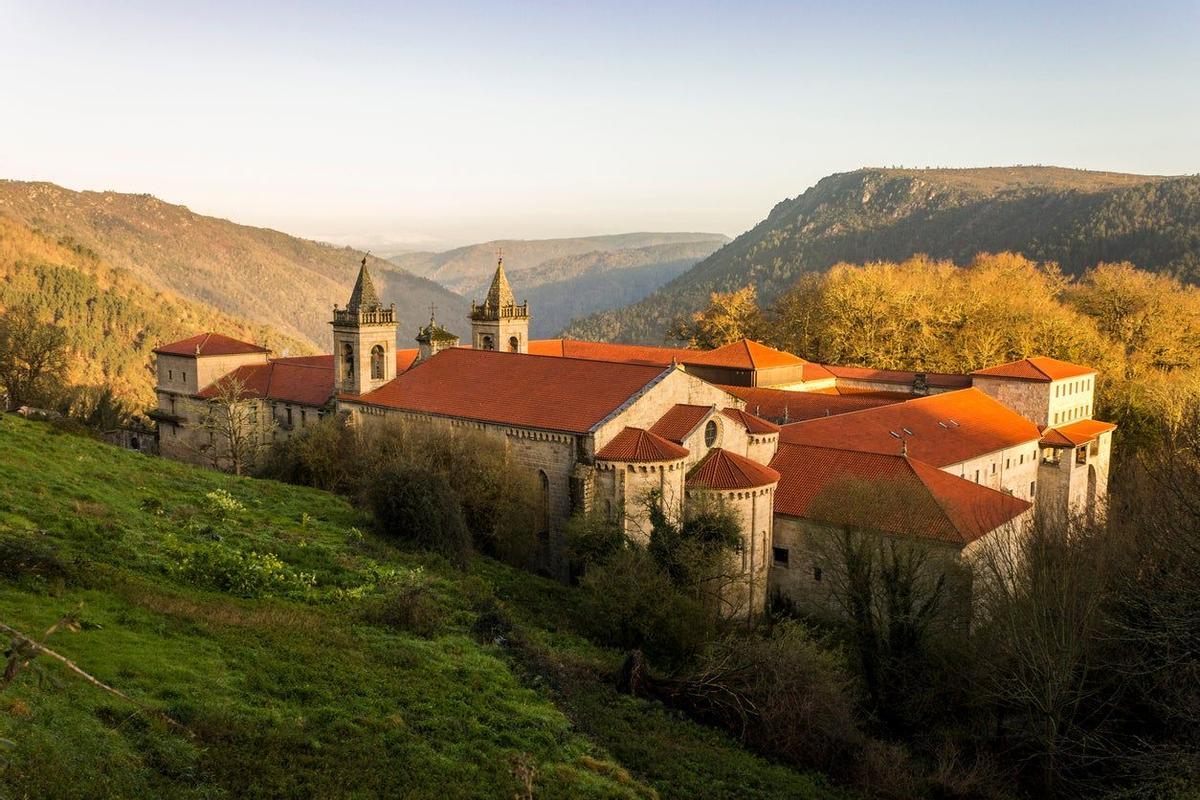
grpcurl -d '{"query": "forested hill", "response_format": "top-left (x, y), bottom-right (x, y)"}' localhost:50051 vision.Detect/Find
top-left (390, 232), bottom-right (728, 295)
top-left (0, 216), bottom-right (314, 407)
top-left (0, 181), bottom-right (468, 348)
top-left (565, 167), bottom-right (1200, 343)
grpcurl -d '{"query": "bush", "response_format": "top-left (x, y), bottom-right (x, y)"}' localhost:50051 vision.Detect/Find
top-left (361, 569), bottom-right (445, 638)
top-left (169, 542), bottom-right (316, 598)
top-left (364, 462), bottom-right (471, 568)
top-left (578, 547), bottom-right (712, 662)
top-left (202, 489), bottom-right (245, 519)
top-left (0, 532), bottom-right (69, 581)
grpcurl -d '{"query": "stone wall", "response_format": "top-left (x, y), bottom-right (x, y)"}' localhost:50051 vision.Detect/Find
top-left (594, 457), bottom-right (687, 544)
top-left (944, 441), bottom-right (1040, 502)
top-left (687, 483), bottom-right (776, 618)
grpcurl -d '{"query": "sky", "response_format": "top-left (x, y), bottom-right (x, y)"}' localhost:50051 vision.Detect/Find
top-left (2, 0), bottom-right (1198, 250)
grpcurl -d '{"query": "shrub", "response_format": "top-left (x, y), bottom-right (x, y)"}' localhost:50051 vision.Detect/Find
top-left (361, 569), bottom-right (445, 638)
top-left (170, 542), bottom-right (315, 598)
top-left (202, 489), bottom-right (244, 519)
top-left (364, 462), bottom-right (471, 568)
top-left (0, 532), bottom-right (69, 581)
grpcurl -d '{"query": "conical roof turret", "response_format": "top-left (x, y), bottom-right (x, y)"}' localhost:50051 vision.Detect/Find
top-left (347, 256), bottom-right (383, 313)
top-left (484, 255), bottom-right (516, 311)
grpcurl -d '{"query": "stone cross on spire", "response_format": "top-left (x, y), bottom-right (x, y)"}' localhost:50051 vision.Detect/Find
top-left (347, 255), bottom-right (382, 313)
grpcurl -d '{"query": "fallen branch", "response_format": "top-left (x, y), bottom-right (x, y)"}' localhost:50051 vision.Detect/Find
top-left (1, 604), bottom-right (193, 738)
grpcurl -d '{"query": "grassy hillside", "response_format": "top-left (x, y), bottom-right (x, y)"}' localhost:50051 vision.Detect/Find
top-left (390, 233), bottom-right (728, 295)
top-left (566, 166), bottom-right (1200, 343)
top-left (0, 181), bottom-right (468, 349)
top-left (0, 415), bottom-right (839, 800)
top-left (0, 217), bottom-right (314, 408)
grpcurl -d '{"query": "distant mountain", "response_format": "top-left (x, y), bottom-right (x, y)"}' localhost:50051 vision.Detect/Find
top-left (565, 166), bottom-right (1200, 343)
top-left (0, 181), bottom-right (469, 349)
top-left (0, 215), bottom-right (313, 408)
top-left (390, 232), bottom-right (728, 296)
top-left (457, 240), bottom-right (728, 336)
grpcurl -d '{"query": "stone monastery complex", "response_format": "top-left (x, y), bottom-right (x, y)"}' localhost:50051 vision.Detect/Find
top-left (151, 257), bottom-right (1115, 615)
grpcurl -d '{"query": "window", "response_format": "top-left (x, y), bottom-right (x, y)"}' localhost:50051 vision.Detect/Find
top-left (1006, 458), bottom-right (1011, 469)
top-left (182, 371), bottom-right (187, 383)
top-left (370, 344), bottom-right (385, 380)
top-left (481, 335), bottom-right (494, 351)
top-left (772, 546), bottom-right (789, 567)
top-left (537, 470), bottom-right (550, 536)
top-left (1019, 453), bottom-right (1024, 465)
top-left (168, 369), bottom-right (173, 381)
top-left (286, 406), bottom-right (293, 427)
top-left (1030, 481), bottom-right (1036, 496)
top-left (975, 469), bottom-right (980, 483)
top-left (1076, 446), bottom-right (1087, 465)
top-left (508, 335), bottom-right (520, 352)
top-left (342, 343), bottom-right (355, 379)
top-left (812, 565), bottom-right (823, 582)
top-left (301, 409), bottom-right (307, 426)
top-left (991, 462), bottom-right (996, 474)
top-left (249, 405), bottom-right (258, 424)
top-left (704, 419), bottom-right (718, 448)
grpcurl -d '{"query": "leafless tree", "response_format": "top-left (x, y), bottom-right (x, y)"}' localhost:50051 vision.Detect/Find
top-left (0, 309), bottom-right (68, 411)
top-left (192, 374), bottom-right (274, 476)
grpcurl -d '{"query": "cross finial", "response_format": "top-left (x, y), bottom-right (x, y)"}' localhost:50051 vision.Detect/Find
top-left (496, 246), bottom-right (503, 264)
top-left (429, 303), bottom-right (437, 324)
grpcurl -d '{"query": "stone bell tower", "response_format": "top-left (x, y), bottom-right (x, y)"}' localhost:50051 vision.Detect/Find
top-left (331, 257), bottom-right (397, 394)
top-left (469, 253), bottom-right (529, 353)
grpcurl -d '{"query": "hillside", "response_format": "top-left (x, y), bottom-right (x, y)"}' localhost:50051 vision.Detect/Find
top-left (390, 232), bottom-right (728, 295)
top-left (566, 166), bottom-right (1200, 343)
top-left (0, 416), bottom-right (838, 800)
top-left (0, 216), bottom-right (314, 408)
top-left (0, 181), bottom-right (468, 349)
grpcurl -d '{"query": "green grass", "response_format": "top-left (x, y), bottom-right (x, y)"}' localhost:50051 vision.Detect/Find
top-left (0, 415), bottom-right (840, 800)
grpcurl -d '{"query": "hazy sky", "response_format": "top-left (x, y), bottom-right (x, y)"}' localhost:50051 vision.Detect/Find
top-left (3, 1), bottom-right (1198, 249)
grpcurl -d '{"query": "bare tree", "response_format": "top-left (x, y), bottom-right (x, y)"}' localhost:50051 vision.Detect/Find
top-left (192, 374), bottom-right (275, 475)
top-left (0, 309), bottom-right (69, 411)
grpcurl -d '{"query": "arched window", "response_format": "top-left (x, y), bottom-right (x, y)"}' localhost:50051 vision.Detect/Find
top-left (508, 335), bottom-right (520, 352)
top-left (704, 419), bottom-right (718, 448)
top-left (481, 335), bottom-right (494, 351)
top-left (370, 344), bottom-right (385, 380)
top-left (341, 342), bottom-right (355, 379)
top-left (538, 470), bottom-right (550, 537)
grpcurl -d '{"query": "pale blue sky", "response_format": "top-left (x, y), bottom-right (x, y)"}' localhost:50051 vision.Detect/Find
top-left (2, 1), bottom-right (1197, 248)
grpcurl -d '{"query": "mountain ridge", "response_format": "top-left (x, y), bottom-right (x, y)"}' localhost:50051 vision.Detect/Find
top-left (564, 166), bottom-right (1200, 343)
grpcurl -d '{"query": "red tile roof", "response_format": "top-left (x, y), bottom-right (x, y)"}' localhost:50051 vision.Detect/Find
top-left (972, 356), bottom-right (1096, 382)
top-left (778, 388), bottom-right (1041, 467)
top-left (1040, 418), bottom-right (1117, 447)
top-left (528, 338), bottom-right (695, 367)
top-left (684, 339), bottom-right (828, 375)
top-left (345, 348), bottom-right (669, 434)
top-left (154, 332), bottom-right (270, 357)
top-left (687, 448), bottom-right (780, 490)
top-left (824, 365), bottom-right (972, 389)
top-left (272, 349), bottom-right (419, 373)
top-left (720, 407), bottom-right (781, 434)
top-left (719, 385), bottom-right (905, 423)
top-left (596, 427), bottom-right (689, 462)
top-left (770, 443), bottom-right (1031, 546)
top-left (649, 404), bottom-right (715, 443)
top-left (198, 361), bottom-right (335, 407)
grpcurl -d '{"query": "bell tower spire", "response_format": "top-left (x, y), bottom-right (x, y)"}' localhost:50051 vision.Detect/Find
top-left (469, 252), bottom-right (530, 353)
top-left (331, 255), bottom-right (398, 394)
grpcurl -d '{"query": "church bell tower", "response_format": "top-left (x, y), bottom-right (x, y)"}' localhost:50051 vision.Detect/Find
top-left (469, 253), bottom-right (530, 353)
top-left (331, 257), bottom-right (397, 394)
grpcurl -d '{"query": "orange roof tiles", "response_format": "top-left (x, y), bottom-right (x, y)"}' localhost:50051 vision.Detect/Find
top-left (719, 385), bottom-right (905, 423)
top-left (346, 348), bottom-right (669, 434)
top-left (528, 338), bottom-right (695, 367)
top-left (778, 388), bottom-right (1041, 467)
top-left (650, 404), bottom-right (715, 443)
top-left (972, 356), bottom-right (1096, 382)
top-left (823, 364), bottom-right (972, 389)
top-left (684, 339), bottom-right (820, 372)
top-left (770, 443), bottom-right (1031, 546)
top-left (1040, 418), bottom-right (1117, 447)
top-left (720, 407), bottom-right (781, 434)
top-left (198, 361), bottom-right (335, 407)
top-left (154, 332), bottom-right (269, 357)
top-left (687, 448), bottom-right (781, 490)
top-left (596, 427), bottom-right (689, 462)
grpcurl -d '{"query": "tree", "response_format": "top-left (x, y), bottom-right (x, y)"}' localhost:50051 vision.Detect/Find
top-left (364, 462), bottom-right (472, 568)
top-left (0, 309), bottom-right (68, 411)
top-left (668, 286), bottom-right (764, 348)
top-left (192, 374), bottom-right (274, 476)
